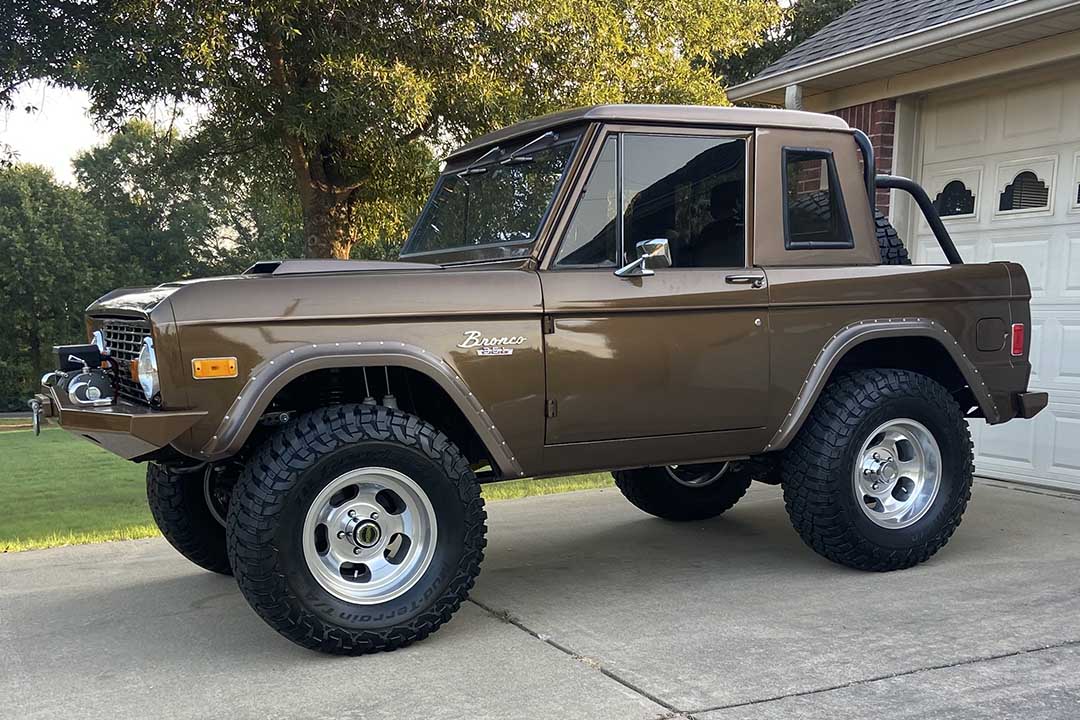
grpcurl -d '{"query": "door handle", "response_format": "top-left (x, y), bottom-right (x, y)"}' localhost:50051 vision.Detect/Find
top-left (725, 274), bottom-right (765, 289)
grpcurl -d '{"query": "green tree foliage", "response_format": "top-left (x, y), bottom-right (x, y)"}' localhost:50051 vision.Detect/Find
top-left (73, 120), bottom-right (229, 284)
top-left (0, 165), bottom-right (117, 408)
top-left (5, 0), bottom-right (780, 259)
top-left (715, 0), bottom-right (858, 87)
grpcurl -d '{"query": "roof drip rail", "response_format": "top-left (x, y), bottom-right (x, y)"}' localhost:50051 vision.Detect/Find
top-left (876, 174), bottom-right (964, 265)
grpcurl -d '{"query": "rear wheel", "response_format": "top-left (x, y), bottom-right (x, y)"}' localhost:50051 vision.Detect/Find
top-left (146, 463), bottom-right (232, 575)
top-left (782, 369), bottom-right (973, 571)
top-left (613, 462), bottom-right (755, 521)
top-left (226, 404), bottom-right (486, 655)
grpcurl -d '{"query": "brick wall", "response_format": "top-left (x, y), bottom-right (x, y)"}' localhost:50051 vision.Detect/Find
top-left (830, 99), bottom-right (896, 214)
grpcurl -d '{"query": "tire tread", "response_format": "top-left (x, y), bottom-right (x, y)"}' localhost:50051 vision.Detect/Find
top-left (781, 368), bottom-right (973, 571)
top-left (226, 404), bottom-right (486, 655)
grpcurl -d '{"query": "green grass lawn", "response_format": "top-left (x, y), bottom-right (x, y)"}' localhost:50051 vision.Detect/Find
top-left (0, 428), bottom-right (612, 553)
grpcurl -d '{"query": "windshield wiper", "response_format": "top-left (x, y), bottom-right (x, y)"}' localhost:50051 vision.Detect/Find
top-left (501, 131), bottom-right (558, 166)
top-left (458, 146), bottom-right (501, 176)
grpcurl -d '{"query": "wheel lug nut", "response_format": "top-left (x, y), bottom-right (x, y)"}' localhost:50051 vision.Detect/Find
top-left (353, 547), bottom-right (361, 555)
top-left (337, 531), bottom-right (346, 539)
top-left (347, 509), bottom-right (356, 518)
top-left (370, 511), bottom-right (379, 520)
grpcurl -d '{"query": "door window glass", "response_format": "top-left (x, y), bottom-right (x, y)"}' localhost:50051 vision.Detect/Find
top-left (554, 137), bottom-right (618, 266)
top-left (622, 135), bottom-right (746, 268)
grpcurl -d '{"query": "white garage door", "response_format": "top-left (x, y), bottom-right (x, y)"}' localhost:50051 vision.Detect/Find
top-left (912, 64), bottom-right (1080, 492)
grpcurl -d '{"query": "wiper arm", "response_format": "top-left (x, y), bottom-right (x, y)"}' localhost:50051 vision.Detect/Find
top-left (501, 131), bottom-right (557, 166)
top-left (459, 146), bottom-right (501, 176)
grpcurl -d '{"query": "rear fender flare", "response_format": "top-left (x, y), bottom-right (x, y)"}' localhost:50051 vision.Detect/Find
top-left (199, 340), bottom-right (523, 478)
top-left (765, 317), bottom-right (998, 451)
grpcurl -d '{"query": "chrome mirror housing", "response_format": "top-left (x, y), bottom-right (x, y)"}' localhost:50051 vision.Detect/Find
top-left (614, 238), bottom-right (672, 278)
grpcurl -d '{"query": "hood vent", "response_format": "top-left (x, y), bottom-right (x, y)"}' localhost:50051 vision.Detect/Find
top-left (243, 259), bottom-right (441, 276)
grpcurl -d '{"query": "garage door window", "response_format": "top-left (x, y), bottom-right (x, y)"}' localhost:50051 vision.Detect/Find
top-left (935, 180), bottom-right (976, 217)
top-left (782, 148), bottom-right (853, 250)
top-left (999, 171), bottom-right (1049, 212)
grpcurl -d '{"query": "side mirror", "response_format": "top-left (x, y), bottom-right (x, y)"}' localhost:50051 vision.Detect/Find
top-left (615, 238), bottom-right (672, 278)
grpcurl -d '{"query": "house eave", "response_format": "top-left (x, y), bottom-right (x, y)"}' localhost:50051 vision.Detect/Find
top-left (727, 0), bottom-right (1080, 103)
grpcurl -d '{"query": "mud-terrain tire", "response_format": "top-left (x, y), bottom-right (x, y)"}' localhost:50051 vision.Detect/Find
top-left (146, 463), bottom-right (232, 575)
top-left (791, 192), bottom-right (910, 264)
top-left (226, 404), bottom-right (486, 655)
top-left (613, 463), bottom-right (756, 521)
top-left (875, 209), bottom-right (911, 265)
top-left (782, 369), bottom-right (973, 571)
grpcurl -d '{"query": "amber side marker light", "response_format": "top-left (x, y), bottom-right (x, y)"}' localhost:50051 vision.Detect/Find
top-left (1011, 323), bottom-right (1025, 357)
top-left (192, 357), bottom-right (239, 379)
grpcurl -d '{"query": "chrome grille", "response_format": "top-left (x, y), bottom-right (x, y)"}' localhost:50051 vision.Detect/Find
top-left (100, 319), bottom-right (151, 404)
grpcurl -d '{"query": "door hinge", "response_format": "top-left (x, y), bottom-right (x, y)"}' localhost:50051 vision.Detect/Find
top-left (542, 315), bottom-right (555, 334)
top-left (545, 399), bottom-right (558, 418)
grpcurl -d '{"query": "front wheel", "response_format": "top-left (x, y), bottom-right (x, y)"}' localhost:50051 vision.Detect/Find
top-left (782, 369), bottom-right (973, 571)
top-left (226, 405), bottom-right (487, 655)
top-left (147, 463), bottom-right (232, 575)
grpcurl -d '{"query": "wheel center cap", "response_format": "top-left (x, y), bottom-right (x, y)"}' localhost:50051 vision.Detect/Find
top-left (351, 519), bottom-right (382, 548)
top-left (879, 462), bottom-right (898, 482)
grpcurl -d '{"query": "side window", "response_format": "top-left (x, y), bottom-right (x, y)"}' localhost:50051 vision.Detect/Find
top-left (622, 135), bottom-right (746, 268)
top-left (554, 137), bottom-right (618, 267)
top-left (783, 148), bottom-right (853, 249)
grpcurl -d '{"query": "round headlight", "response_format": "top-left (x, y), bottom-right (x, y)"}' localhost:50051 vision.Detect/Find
top-left (137, 337), bottom-right (159, 401)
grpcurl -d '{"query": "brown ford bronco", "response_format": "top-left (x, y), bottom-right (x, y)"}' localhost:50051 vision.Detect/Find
top-left (31, 105), bottom-right (1047, 655)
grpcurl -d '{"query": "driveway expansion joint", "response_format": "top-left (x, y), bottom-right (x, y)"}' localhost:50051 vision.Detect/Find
top-left (468, 597), bottom-right (682, 714)
top-left (684, 637), bottom-right (1080, 715)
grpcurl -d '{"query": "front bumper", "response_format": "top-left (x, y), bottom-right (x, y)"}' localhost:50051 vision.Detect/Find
top-left (34, 382), bottom-right (205, 460)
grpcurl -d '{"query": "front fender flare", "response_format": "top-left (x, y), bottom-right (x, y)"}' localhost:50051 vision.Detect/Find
top-left (765, 318), bottom-right (998, 452)
top-left (199, 340), bottom-right (524, 478)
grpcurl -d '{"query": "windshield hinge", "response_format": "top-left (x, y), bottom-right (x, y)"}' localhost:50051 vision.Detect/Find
top-left (542, 316), bottom-right (555, 335)
top-left (546, 399), bottom-right (558, 418)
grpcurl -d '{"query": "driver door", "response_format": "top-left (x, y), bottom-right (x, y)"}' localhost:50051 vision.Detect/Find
top-left (540, 128), bottom-right (770, 449)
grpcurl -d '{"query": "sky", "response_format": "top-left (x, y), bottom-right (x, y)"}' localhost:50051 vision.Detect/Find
top-left (1, 82), bottom-right (107, 185)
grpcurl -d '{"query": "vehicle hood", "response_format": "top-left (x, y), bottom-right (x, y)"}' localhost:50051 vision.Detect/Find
top-left (86, 259), bottom-right (541, 325)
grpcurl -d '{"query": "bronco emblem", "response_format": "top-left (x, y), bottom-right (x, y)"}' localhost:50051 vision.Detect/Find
top-left (457, 330), bottom-right (526, 355)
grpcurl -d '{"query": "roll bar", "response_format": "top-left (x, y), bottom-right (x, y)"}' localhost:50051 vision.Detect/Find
top-left (852, 129), bottom-right (963, 265)
top-left (875, 175), bottom-right (964, 265)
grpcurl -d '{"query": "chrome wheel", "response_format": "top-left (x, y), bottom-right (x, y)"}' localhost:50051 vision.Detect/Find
top-left (853, 418), bottom-right (941, 529)
top-left (302, 467), bottom-right (437, 604)
top-left (666, 462), bottom-right (730, 488)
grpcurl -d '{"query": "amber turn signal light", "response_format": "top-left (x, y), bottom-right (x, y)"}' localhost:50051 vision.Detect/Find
top-left (192, 357), bottom-right (239, 379)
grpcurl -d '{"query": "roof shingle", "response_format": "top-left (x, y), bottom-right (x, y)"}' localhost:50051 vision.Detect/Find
top-left (755, 0), bottom-right (1020, 79)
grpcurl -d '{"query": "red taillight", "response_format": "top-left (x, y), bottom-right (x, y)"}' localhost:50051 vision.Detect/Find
top-left (1011, 323), bottom-right (1025, 357)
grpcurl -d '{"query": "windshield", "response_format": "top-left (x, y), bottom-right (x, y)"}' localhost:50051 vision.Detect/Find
top-left (401, 135), bottom-right (577, 258)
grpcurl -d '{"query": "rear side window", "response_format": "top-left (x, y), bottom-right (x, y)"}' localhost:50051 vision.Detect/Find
top-left (783, 148), bottom-right (853, 250)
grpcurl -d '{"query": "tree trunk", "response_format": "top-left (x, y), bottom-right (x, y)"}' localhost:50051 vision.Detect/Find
top-left (263, 31), bottom-right (356, 260)
top-left (27, 316), bottom-right (42, 387)
top-left (301, 188), bottom-right (355, 259)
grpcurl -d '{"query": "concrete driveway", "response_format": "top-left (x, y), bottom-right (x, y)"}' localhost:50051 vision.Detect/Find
top-left (2, 480), bottom-right (1079, 719)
